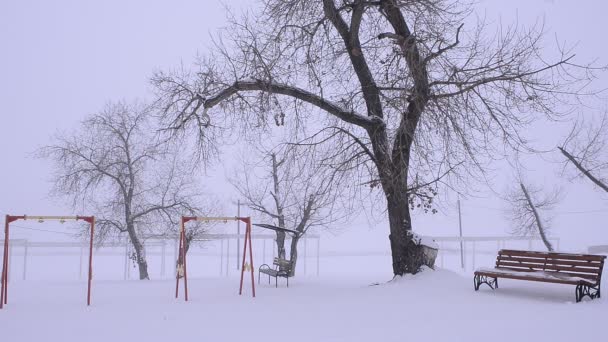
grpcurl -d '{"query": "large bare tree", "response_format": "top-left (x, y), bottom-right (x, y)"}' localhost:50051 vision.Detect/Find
top-left (40, 102), bottom-right (204, 280)
top-left (154, 0), bottom-right (596, 275)
top-left (232, 144), bottom-right (345, 275)
top-left (559, 113), bottom-right (608, 193)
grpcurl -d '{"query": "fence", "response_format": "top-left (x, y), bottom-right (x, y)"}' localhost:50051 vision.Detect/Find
top-left (0, 233), bottom-right (321, 282)
top-left (432, 236), bottom-right (561, 271)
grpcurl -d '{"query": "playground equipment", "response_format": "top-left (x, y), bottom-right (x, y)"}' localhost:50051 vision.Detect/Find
top-left (175, 216), bottom-right (255, 301)
top-left (1, 215), bottom-right (95, 309)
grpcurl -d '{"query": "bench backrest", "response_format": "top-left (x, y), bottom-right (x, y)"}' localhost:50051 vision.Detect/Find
top-left (496, 249), bottom-right (606, 284)
top-left (273, 257), bottom-right (293, 271)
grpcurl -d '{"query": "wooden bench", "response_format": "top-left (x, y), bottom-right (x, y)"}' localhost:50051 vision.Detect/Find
top-left (474, 249), bottom-right (605, 302)
top-left (258, 257), bottom-right (294, 288)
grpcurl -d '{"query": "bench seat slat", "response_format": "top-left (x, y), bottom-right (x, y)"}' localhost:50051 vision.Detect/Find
top-left (498, 256), bottom-right (602, 268)
top-left (475, 267), bottom-right (596, 286)
top-left (495, 261), bottom-right (601, 275)
top-left (499, 249), bottom-right (607, 262)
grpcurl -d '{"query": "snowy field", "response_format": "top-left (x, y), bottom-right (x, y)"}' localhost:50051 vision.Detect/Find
top-left (1, 254), bottom-right (605, 342)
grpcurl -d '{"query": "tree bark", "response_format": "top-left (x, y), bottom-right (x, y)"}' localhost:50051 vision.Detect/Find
top-left (126, 222), bottom-right (150, 280)
top-left (288, 235), bottom-right (300, 277)
top-left (275, 231), bottom-right (286, 259)
top-left (520, 183), bottom-right (554, 252)
top-left (385, 186), bottom-right (428, 275)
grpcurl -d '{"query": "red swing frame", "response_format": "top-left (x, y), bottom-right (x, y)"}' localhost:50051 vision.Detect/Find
top-left (1, 214), bottom-right (95, 309)
top-left (175, 216), bottom-right (255, 301)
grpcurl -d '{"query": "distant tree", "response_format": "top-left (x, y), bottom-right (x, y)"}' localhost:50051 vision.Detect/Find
top-left (154, 0), bottom-right (597, 275)
top-left (40, 102), bottom-right (205, 280)
top-left (232, 145), bottom-right (345, 276)
top-left (506, 179), bottom-right (559, 251)
top-left (559, 114), bottom-right (608, 193)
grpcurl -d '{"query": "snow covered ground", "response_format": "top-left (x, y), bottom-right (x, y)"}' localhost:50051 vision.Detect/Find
top-left (1, 267), bottom-right (605, 342)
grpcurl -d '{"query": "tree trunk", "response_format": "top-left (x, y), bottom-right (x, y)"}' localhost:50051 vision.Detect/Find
top-left (520, 183), bottom-right (554, 252)
top-left (288, 235), bottom-right (300, 277)
top-left (275, 230), bottom-right (286, 259)
top-left (126, 223), bottom-right (150, 280)
top-left (386, 188), bottom-right (428, 275)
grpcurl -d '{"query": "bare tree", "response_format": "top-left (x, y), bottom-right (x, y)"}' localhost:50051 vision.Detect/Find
top-left (559, 114), bottom-right (608, 193)
top-left (506, 180), bottom-right (559, 251)
top-left (232, 144), bottom-right (345, 275)
top-left (40, 101), bottom-right (204, 280)
top-left (153, 0), bottom-right (597, 275)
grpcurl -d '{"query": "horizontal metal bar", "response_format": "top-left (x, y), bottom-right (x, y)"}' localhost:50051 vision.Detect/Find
top-left (22, 215), bottom-right (90, 221)
top-left (189, 216), bottom-right (242, 222)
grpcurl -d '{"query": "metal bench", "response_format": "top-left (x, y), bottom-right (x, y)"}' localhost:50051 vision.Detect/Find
top-left (258, 257), bottom-right (294, 288)
top-left (474, 249), bottom-right (605, 302)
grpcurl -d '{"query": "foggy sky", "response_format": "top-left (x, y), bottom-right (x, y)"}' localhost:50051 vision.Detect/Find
top-left (1, 0), bottom-right (607, 252)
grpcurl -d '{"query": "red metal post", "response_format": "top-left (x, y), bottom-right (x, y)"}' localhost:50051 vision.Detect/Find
top-left (239, 218), bottom-right (248, 295)
top-left (182, 223), bottom-right (189, 301)
top-left (175, 219), bottom-right (184, 299)
top-left (1, 215), bottom-right (9, 308)
top-left (86, 217), bottom-right (95, 306)
top-left (247, 219), bottom-right (256, 297)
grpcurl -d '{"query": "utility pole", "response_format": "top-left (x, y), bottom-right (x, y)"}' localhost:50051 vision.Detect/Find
top-left (458, 198), bottom-right (464, 269)
top-left (236, 199), bottom-right (241, 270)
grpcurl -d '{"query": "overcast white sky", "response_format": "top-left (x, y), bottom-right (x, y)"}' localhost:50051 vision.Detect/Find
top-left (1, 0), bottom-right (607, 252)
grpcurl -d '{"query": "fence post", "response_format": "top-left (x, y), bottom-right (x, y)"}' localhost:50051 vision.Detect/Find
top-left (161, 240), bottom-right (166, 279)
top-left (22, 242), bottom-right (28, 281)
top-left (303, 234), bottom-right (308, 275)
top-left (226, 239), bottom-right (230, 276)
top-left (263, 239), bottom-right (266, 266)
top-left (220, 239), bottom-right (224, 276)
top-left (124, 242), bottom-right (129, 280)
top-left (78, 246), bottom-right (84, 280)
top-left (472, 241), bottom-right (476, 270)
top-left (316, 237), bottom-right (320, 276)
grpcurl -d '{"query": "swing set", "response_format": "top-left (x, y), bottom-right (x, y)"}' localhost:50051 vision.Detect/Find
top-left (175, 216), bottom-right (256, 301)
top-left (1, 214), bottom-right (95, 309)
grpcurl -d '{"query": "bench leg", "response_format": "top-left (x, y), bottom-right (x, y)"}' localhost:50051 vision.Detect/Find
top-left (474, 274), bottom-right (498, 291)
top-left (287, 276), bottom-right (289, 288)
top-left (275, 276), bottom-right (278, 288)
top-left (576, 284), bottom-right (600, 302)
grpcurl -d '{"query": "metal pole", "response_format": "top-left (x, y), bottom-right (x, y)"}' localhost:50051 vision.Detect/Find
top-left (79, 246), bottom-right (84, 280)
top-left (220, 239), bottom-right (224, 276)
top-left (86, 218), bottom-right (95, 306)
top-left (303, 234), bottom-right (308, 275)
top-left (123, 242), bottom-right (129, 280)
top-left (472, 240), bottom-right (476, 270)
top-left (458, 199), bottom-right (464, 269)
top-left (316, 237), bottom-right (320, 276)
top-left (2, 216), bottom-right (10, 308)
top-left (173, 237), bottom-right (178, 278)
top-left (236, 200), bottom-right (241, 270)
top-left (226, 239), bottom-right (230, 276)
top-left (22, 242), bottom-right (28, 281)
top-left (161, 240), bottom-right (166, 279)
top-left (8, 245), bottom-right (13, 283)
